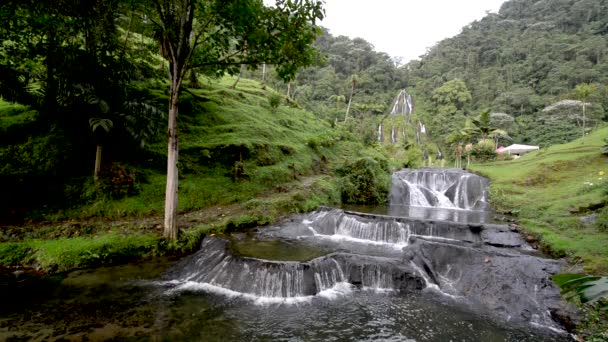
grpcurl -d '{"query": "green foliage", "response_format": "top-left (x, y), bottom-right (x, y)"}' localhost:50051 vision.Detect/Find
top-left (243, 29), bottom-right (407, 122)
top-left (431, 79), bottom-right (472, 115)
top-left (470, 140), bottom-right (497, 162)
top-left (597, 207), bottom-right (608, 232)
top-left (602, 138), bottom-right (608, 155)
top-left (336, 157), bottom-right (390, 205)
top-left (404, 0), bottom-right (608, 148)
top-left (553, 273), bottom-right (608, 308)
top-left (0, 234), bottom-right (161, 271)
top-left (0, 243), bottom-right (33, 266)
top-left (268, 93), bottom-right (282, 111)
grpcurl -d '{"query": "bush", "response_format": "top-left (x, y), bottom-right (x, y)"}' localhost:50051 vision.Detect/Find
top-left (470, 140), bottom-right (497, 162)
top-left (268, 93), bottom-right (282, 111)
top-left (597, 207), bottom-right (608, 232)
top-left (336, 157), bottom-right (390, 205)
top-left (98, 162), bottom-right (140, 198)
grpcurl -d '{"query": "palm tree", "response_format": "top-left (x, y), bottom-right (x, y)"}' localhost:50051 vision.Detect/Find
top-left (88, 92), bottom-right (164, 182)
top-left (469, 109), bottom-right (493, 141)
top-left (89, 117), bottom-right (114, 181)
top-left (328, 94), bottom-right (346, 110)
top-left (489, 129), bottom-right (510, 149)
top-left (447, 128), bottom-right (473, 168)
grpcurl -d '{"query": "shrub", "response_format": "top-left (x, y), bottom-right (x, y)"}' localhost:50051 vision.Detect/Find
top-left (597, 207), bottom-right (608, 232)
top-left (470, 140), bottom-right (497, 162)
top-left (268, 93), bottom-right (282, 111)
top-left (98, 162), bottom-right (139, 198)
top-left (336, 157), bottom-right (390, 205)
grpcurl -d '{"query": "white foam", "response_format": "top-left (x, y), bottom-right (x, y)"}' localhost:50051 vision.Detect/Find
top-left (165, 281), bottom-right (361, 305)
top-left (307, 227), bottom-right (407, 250)
top-left (530, 322), bottom-right (568, 335)
top-left (316, 282), bottom-right (353, 299)
top-left (410, 234), bottom-right (460, 243)
top-left (167, 281), bottom-right (315, 305)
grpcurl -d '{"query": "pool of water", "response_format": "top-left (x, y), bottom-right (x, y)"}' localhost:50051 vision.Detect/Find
top-left (0, 260), bottom-right (571, 341)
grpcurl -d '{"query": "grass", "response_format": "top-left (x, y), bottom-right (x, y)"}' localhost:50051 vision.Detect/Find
top-left (0, 233), bottom-right (162, 272)
top-left (470, 126), bottom-right (608, 274)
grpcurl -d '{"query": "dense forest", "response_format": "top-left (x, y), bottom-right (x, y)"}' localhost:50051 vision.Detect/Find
top-left (407, 0), bottom-right (608, 149)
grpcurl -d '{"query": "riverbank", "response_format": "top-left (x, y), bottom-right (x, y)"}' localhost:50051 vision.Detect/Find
top-left (0, 175), bottom-right (340, 273)
top-left (470, 126), bottom-right (608, 274)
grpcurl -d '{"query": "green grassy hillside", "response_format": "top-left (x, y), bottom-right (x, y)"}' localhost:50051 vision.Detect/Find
top-left (471, 126), bottom-right (608, 273)
top-left (0, 75), bottom-right (393, 271)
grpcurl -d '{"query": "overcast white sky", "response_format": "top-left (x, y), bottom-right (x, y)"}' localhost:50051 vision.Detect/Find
top-left (319, 0), bottom-right (507, 63)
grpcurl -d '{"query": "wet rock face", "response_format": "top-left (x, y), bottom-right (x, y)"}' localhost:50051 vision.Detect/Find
top-left (405, 239), bottom-right (564, 326)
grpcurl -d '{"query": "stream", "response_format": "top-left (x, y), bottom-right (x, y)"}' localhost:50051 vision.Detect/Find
top-left (0, 169), bottom-right (573, 341)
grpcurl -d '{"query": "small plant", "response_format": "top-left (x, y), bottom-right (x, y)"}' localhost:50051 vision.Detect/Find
top-left (597, 207), bottom-right (608, 232)
top-left (602, 138), bottom-right (608, 156)
top-left (268, 93), bottom-right (282, 112)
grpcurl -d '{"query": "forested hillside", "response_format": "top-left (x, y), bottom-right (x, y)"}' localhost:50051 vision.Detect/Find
top-left (243, 28), bottom-right (408, 125)
top-left (405, 0), bottom-right (608, 148)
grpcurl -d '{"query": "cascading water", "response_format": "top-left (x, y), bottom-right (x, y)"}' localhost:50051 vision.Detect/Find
top-left (390, 168), bottom-right (489, 211)
top-left (161, 168), bottom-right (572, 339)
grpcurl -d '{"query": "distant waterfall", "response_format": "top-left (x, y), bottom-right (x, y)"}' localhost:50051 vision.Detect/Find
top-left (390, 169), bottom-right (489, 211)
top-left (390, 89), bottom-right (414, 116)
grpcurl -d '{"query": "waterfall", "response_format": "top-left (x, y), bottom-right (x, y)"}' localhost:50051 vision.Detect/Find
top-left (175, 238), bottom-right (316, 298)
top-left (311, 257), bottom-right (346, 291)
top-left (390, 169), bottom-right (489, 211)
top-left (306, 210), bottom-right (410, 246)
top-left (390, 89), bottom-right (414, 116)
top-left (378, 124), bottom-right (383, 143)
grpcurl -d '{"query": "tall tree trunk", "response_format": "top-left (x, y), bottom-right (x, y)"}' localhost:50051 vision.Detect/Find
top-left (582, 102), bottom-right (586, 143)
top-left (262, 63), bottom-right (266, 83)
top-left (344, 83), bottom-right (354, 122)
top-left (231, 64), bottom-right (245, 89)
top-left (94, 144), bottom-right (103, 181)
top-left (286, 81), bottom-right (292, 99)
top-left (164, 76), bottom-right (180, 241)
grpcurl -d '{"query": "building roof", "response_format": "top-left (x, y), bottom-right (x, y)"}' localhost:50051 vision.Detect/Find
top-left (500, 144), bottom-right (540, 154)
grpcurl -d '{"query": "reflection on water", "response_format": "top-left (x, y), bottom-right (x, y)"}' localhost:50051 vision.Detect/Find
top-left (342, 204), bottom-right (494, 223)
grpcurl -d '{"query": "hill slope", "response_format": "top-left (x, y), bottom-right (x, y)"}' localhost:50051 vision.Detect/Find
top-left (471, 126), bottom-right (608, 273)
top-left (405, 0), bottom-right (608, 149)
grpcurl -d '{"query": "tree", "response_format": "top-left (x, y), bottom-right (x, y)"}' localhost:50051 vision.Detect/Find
top-left (574, 83), bottom-right (598, 143)
top-left (344, 74), bottom-right (357, 122)
top-left (147, 0), bottom-right (324, 240)
top-left (89, 118), bottom-right (113, 181)
top-left (328, 94), bottom-right (345, 110)
top-left (431, 79), bottom-right (472, 115)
